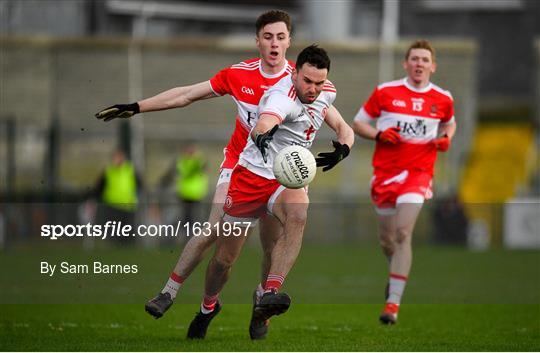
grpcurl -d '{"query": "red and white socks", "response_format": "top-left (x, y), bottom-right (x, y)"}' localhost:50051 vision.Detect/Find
top-left (264, 274), bottom-right (285, 293)
top-left (386, 273), bottom-right (408, 311)
top-left (162, 272), bottom-right (184, 300)
top-left (201, 294), bottom-right (219, 314)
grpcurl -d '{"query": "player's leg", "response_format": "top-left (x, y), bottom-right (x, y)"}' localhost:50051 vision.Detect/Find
top-left (376, 212), bottom-right (397, 300)
top-left (252, 188), bottom-right (308, 324)
top-left (259, 215), bottom-right (283, 290)
top-left (171, 181), bottom-right (229, 277)
top-left (377, 212), bottom-right (397, 263)
top-left (380, 196), bottom-right (423, 325)
top-left (187, 221), bottom-right (253, 339)
top-left (250, 214), bottom-right (283, 340)
top-left (145, 179), bottom-right (229, 319)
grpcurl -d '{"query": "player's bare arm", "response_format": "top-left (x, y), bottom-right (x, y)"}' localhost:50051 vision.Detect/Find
top-left (324, 105), bottom-right (354, 148)
top-left (352, 119), bottom-right (378, 140)
top-left (95, 81), bottom-right (216, 121)
top-left (315, 105), bottom-right (353, 172)
top-left (353, 118), bottom-right (401, 144)
top-left (251, 114), bottom-right (281, 163)
top-left (438, 120), bottom-right (457, 140)
top-left (251, 113), bottom-right (282, 140)
top-left (138, 81), bottom-right (216, 112)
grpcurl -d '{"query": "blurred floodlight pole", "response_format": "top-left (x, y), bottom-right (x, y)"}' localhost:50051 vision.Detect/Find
top-left (128, 3), bottom-right (154, 173)
top-left (379, 0), bottom-right (400, 83)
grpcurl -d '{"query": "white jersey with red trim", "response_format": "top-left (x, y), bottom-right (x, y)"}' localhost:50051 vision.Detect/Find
top-left (354, 78), bottom-right (455, 175)
top-left (239, 75), bottom-right (337, 179)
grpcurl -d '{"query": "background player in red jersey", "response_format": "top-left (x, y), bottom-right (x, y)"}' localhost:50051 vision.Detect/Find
top-left (352, 40), bottom-right (456, 324)
top-left (95, 10), bottom-right (293, 321)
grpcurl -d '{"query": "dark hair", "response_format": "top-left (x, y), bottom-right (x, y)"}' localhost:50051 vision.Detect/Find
top-left (255, 10), bottom-right (292, 35)
top-left (296, 44), bottom-right (331, 72)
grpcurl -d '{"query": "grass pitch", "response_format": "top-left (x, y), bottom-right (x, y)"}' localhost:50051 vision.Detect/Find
top-left (1, 244), bottom-right (539, 351)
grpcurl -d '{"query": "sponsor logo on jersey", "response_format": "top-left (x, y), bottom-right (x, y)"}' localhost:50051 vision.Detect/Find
top-left (241, 86), bottom-right (255, 95)
top-left (392, 99), bottom-right (406, 108)
top-left (396, 119), bottom-right (427, 137)
top-left (411, 98), bottom-right (424, 112)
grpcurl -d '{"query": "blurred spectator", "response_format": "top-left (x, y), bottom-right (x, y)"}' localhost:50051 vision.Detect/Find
top-left (160, 144), bottom-right (209, 226)
top-left (91, 149), bottom-right (143, 245)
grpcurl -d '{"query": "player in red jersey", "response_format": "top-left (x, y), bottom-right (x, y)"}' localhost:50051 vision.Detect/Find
top-left (95, 10), bottom-right (293, 322)
top-left (353, 40), bottom-right (456, 324)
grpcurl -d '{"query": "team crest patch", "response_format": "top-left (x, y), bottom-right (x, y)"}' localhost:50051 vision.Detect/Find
top-left (225, 195), bottom-right (233, 209)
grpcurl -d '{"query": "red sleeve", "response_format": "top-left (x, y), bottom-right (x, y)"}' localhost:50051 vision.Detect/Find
top-left (209, 67), bottom-right (232, 96)
top-left (442, 98), bottom-right (455, 123)
top-left (363, 87), bottom-right (381, 118)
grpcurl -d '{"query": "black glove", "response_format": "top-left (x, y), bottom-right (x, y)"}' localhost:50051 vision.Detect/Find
top-left (95, 103), bottom-right (140, 122)
top-left (315, 140), bottom-right (350, 172)
top-left (254, 124), bottom-right (279, 163)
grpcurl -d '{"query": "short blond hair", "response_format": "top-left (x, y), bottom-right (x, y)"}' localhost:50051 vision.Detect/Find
top-left (405, 39), bottom-right (436, 62)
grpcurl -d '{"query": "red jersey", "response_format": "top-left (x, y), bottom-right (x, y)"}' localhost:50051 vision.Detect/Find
top-left (209, 58), bottom-right (294, 168)
top-left (355, 78), bottom-right (455, 175)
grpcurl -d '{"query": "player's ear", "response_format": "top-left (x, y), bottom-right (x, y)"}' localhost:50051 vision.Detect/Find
top-left (402, 60), bottom-right (408, 71)
top-left (255, 35), bottom-right (260, 49)
top-left (430, 61), bottom-right (437, 74)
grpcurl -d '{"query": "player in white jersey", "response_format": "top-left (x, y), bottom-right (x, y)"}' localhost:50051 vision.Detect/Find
top-left (353, 40), bottom-right (456, 324)
top-left (189, 45), bottom-right (354, 339)
top-left (94, 11), bottom-right (294, 330)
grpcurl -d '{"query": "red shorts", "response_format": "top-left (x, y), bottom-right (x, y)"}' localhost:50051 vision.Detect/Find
top-left (219, 119), bottom-right (249, 170)
top-left (370, 169), bottom-right (433, 212)
top-left (223, 165), bottom-right (283, 222)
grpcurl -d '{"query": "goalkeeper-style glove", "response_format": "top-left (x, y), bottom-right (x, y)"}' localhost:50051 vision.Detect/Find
top-left (254, 124), bottom-right (279, 163)
top-left (433, 134), bottom-right (451, 152)
top-left (95, 103), bottom-right (140, 122)
top-left (315, 140), bottom-right (350, 172)
top-left (376, 127), bottom-right (401, 144)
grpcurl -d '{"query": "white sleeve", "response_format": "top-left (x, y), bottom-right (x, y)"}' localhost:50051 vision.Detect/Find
top-left (440, 116), bottom-right (456, 125)
top-left (258, 92), bottom-right (295, 122)
top-left (353, 107), bottom-right (374, 123)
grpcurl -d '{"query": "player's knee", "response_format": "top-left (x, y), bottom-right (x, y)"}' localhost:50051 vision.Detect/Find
top-left (211, 257), bottom-right (233, 274)
top-left (395, 227), bottom-right (412, 244)
top-left (378, 235), bottom-right (394, 252)
top-left (212, 252), bottom-right (237, 273)
top-left (285, 208), bottom-right (307, 226)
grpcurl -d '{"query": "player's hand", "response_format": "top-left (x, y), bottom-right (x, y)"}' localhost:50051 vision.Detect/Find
top-left (95, 103), bottom-right (140, 122)
top-left (315, 140), bottom-right (350, 172)
top-left (376, 127), bottom-right (401, 144)
top-left (433, 134), bottom-right (451, 152)
top-left (254, 124), bottom-right (279, 163)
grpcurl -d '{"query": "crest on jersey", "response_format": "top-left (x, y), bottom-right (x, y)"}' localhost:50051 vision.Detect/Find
top-left (411, 98), bottom-right (424, 112)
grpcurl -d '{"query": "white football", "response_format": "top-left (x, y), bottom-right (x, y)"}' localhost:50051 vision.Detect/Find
top-left (273, 145), bottom-right (317, 189)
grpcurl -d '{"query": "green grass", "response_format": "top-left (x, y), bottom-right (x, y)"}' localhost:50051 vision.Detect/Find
top-left (1, 244), bottom-right (539, 350)
top-left (1, 304), bottom-right (538, 351)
